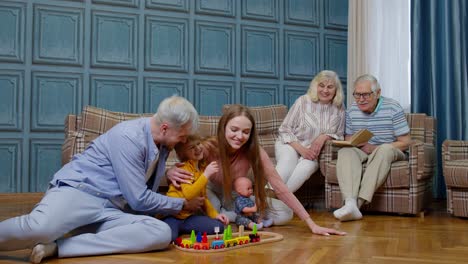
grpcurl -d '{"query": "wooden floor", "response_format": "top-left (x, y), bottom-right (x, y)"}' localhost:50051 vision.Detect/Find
top-left (0, 193), bottom-right (467, 264)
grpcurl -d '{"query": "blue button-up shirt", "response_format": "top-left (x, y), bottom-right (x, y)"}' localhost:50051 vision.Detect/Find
top-left (52, 117), bottom-right (184, 215)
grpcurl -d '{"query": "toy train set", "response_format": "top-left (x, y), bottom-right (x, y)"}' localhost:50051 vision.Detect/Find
top-left (173, 224), bottom-right (283, 253)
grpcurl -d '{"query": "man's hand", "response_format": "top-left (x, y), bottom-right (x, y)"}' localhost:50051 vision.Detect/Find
top-left (182, 196), bottom-right (204, 213)
top-left (166, 163), bottom-right (193, 188)
top-left (360, 143), bottom-right (377, 154)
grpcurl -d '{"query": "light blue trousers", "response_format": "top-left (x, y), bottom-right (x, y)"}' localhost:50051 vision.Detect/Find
top-left (0, 185), bottom-right (171, 258)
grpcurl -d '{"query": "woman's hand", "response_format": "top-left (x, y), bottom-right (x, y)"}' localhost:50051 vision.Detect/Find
top-left (311, 225), bottom-right (346, 236)
top-left (309, 134), bottom-right (330, 160)
top-left (294, 144), bottom-right (316, 160)
top-left (306, 218), bottom-right (346, 236)
top-left (166, 163), bottom-right (193, 188)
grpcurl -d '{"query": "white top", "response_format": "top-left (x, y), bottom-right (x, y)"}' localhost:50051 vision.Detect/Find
top-left (278, 95), bottom-right (345, 147)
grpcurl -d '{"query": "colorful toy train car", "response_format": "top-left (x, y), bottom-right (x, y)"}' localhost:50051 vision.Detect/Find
top-left (175, 225), bottom-right (261, 250)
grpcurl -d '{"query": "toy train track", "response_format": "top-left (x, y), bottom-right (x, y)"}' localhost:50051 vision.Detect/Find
top-left (173, 230), bottom-right (283, 253)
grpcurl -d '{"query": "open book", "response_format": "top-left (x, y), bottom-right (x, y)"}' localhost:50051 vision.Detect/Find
top-left (332, 129), bottom-right (373, 147)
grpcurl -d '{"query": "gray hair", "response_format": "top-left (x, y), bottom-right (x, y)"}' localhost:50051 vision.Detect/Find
top-left (354, 74), bottom-right (381, 92)
top-left (153, 95), bottom-right (199, 133)
top-left (307, 70), bottom-right (344, 107)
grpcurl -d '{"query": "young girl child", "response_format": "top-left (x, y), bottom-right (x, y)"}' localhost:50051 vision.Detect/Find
top-left (163, 134), bottom-right (229, 241)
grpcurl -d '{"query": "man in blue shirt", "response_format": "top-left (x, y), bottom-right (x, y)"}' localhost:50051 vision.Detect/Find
top-left (333, 74), bottom-right (412, 222)
top-left (0, 96), bottom-right (203, 263)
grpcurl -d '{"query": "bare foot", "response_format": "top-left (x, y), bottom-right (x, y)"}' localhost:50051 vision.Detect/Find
top-left (30, 242), bottom-right (57, 264)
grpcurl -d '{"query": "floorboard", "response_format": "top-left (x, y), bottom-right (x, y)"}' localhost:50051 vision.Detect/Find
top-left (0, 194), bottom-right (466, 264)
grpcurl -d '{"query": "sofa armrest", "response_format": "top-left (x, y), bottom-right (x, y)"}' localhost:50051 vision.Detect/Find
top-left (442, 140), bottom-right (468, 162)
top-left (320, 141), bottom-right (342, 178)
top-left (408, 140), bottom-right (435, 182)
top-left (442, 140), bottom-right (468, 179)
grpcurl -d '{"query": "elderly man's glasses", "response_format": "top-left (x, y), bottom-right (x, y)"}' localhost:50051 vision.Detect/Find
top-left (352, 92), bottom-right (374, 99)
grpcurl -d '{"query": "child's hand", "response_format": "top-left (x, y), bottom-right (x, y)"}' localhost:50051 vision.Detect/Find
top-left (216, 213), bottom-right (229, 225)
top-left (204, 161), bottom-right (219, 178)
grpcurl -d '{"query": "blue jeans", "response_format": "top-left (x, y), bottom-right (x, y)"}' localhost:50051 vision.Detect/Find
top-left (163, 215), bottom-right (225, 241)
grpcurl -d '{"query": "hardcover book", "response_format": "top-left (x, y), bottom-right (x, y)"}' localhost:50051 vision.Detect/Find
top-left (332, 129), bottom-right (373, 147)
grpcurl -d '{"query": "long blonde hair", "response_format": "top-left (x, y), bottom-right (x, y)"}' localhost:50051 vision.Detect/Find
top-left (217, 105), bottom-right (268, 214)
top-left (307, 70), bottom-right (344, 107)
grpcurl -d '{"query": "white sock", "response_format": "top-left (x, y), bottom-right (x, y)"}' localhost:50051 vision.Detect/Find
top-left (30, 242), bottom-right (57, 264)
top-left (333, 198), bottom-right (362, 222)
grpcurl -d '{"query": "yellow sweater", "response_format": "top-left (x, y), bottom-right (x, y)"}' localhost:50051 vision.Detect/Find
top-left (166, 160), bottom-right (219, 219)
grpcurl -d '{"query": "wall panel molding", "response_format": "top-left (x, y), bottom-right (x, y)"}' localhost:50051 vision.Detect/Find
top-left (284, 0), bottom-right (319, 27)
top-left (33, 4), bottom-right (84, 66)
top-left (241, 25), bottom-right (278, 78)
top-left (284, 30), bottom-right (320, 80)
top-left (241, 82), bottom-right (278, 106)
top-left (92, 0), bottom-right (139, 8)
top-left (284, 84), bottom-right (308, 108)
top-left (195, 80), bottom-right (234, 115)
top-left (91, 11), bottom-right (137, 69)
top-left (0, 70), bottom-right (23, 131)
top-left (324, 34), bottom-right (347, 79)
top-left (241, 0), bottom-right (279, 22)
top-left (195, 21), bottom-right (235, 75)
top-left (0, 2), bottom-right (25, 63)
top-left (31, 71), bottom-right (82, 131)
top-left (144, 77), bottom-right (188, 113)
top-left (29, 139), bottom-right (62, 192)
top-left (195, 0), bottom-right (235, 18)
top-left (0, 139), bottom-right (21, 193)
top-left (146, 0), bottom-right (189, 13)
top-left (145, 16), bottom-right (188, 72)
top-left (90, 74), bottom-right (137, 113)
top-left (324, 0), bottom-right (348, 30)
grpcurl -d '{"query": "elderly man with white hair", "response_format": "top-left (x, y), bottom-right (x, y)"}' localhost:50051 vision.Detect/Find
top-left (333, 74), bottom-right (412, 222)
top-left (0, 96), bottom-right (203, 263)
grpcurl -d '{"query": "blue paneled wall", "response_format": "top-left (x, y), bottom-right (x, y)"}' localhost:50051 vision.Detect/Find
top-left (0, 0), bottom-right (348, 192)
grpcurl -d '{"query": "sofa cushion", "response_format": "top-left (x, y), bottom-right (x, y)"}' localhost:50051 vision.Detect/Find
top-left (81, 106), bottom-right (152, 147)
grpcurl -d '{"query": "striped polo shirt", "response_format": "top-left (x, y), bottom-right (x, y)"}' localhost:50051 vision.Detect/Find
top-left (345, 96), bottom-right (410, 145)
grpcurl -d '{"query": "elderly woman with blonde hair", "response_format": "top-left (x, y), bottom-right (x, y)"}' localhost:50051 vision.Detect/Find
top-left (273, 70), bottom-right (345, 194)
